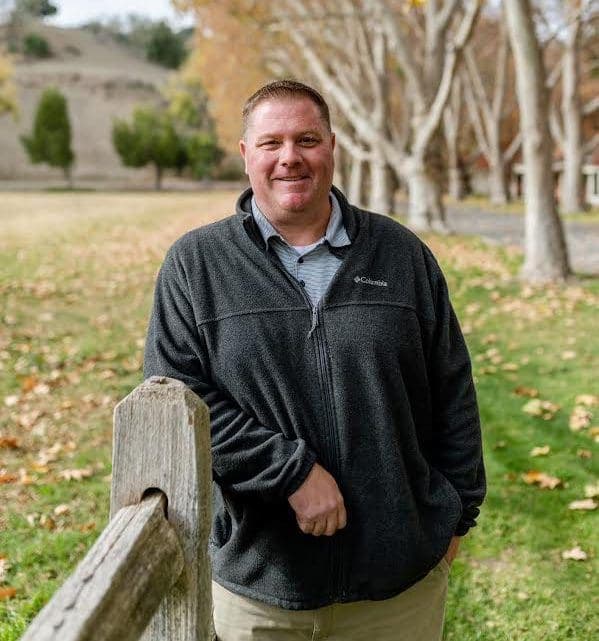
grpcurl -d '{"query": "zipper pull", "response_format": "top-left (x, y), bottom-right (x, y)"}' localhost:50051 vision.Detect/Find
top-left (307, 306), bottom-right (319, 339)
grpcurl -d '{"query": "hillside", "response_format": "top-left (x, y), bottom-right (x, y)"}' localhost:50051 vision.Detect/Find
top-left (0, 19), bottom-right (173, 184)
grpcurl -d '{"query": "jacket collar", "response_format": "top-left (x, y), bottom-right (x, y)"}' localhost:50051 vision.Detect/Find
top-left (238, 186), bottom-right (360, 252)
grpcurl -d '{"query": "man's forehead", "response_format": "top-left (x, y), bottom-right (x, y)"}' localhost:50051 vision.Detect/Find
top-left (246, 98), bottom-right (327, 133)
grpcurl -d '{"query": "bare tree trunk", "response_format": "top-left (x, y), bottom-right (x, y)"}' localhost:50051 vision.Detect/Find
top-left (155, 165), bottom-right (163, 191)
top-left (561, 1), bottom-right (584, 213)
top-left (444, 77), bottom-right (465, 200)
top-left (504, 0), bottom-right (570, 282)
top-left (488, 135), bottom-right (509, 205)
top-left (368, 147), bottom-right (392, 214)
top-left (348, 154), bottom-right (365, 208)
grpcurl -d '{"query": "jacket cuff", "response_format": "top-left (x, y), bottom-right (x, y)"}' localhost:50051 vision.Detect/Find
top-left (283, 447), bottom-right (318, 499)
top-left (454, 509), bottom-right (480, 536)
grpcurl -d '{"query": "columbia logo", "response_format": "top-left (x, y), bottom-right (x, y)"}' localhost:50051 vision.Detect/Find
top-left (354, 275), bottom-right (388, 287)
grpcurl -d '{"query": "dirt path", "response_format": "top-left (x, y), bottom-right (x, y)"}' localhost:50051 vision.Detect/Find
top-left (443, 205), bottom-right (599, 276)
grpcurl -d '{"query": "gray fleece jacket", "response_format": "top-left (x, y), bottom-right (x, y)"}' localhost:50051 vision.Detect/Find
top-left (143, 186), bottom-right (486, 610)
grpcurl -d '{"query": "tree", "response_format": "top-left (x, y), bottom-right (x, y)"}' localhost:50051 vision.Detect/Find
top-left (15, 0), bottom-right (57, 17)
top-left (112, 106), bottom-right (180, 190)
top-left (504, 0), bottom-right (570, 282)
top-left (185, 132), bottom-right (223, 179)
top-left (23, 33), bottom-right (52, 58)
top-left (21, 87), bottom-right (75, 185)
top-left (145, 21), bottom-right (187, 69)
top-left (461, 9), bottom-right (521, 205)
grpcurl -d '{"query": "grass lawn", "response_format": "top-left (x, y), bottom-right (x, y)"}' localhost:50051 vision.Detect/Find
top-left (1, 192), bottom-right (597, 640)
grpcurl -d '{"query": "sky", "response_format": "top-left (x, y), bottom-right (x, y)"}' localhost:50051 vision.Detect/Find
top-left (46, 0), bottom-right (195, 29)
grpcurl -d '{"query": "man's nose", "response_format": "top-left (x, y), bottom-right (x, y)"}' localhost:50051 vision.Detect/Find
top-left (279, 142), bottom-right (302, 166)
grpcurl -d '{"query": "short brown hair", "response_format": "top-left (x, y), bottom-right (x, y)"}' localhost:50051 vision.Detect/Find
top-left (242, 80), bottom-right (331, 137)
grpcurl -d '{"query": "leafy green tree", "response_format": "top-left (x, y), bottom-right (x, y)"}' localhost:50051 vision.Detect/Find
top-left (185, 132), bottom-right (223, 179)
top-left (15, 0), bottom-right (57, 17)
top-left (23, 33), bottom-right (52, 58)
top-left (112, 106), bottom-right (180, 190)
top-left (145, 21), bottom-right (187, 69)
top-left (21, 87), bottom-right (75, 185)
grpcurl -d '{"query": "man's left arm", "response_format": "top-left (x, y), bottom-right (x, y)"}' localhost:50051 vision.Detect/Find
top-left (426, 256), bottom-right (487, 539)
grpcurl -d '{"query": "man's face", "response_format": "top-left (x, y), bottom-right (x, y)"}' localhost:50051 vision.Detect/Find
top-left (239, 97), bottom-right (335, 221)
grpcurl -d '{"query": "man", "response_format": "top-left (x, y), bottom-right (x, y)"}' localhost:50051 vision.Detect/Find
top-left (144, 80), bottom-right (486, 640)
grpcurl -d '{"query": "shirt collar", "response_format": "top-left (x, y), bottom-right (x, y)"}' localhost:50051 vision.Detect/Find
top-left (251, 194), bottom-right (351, 250)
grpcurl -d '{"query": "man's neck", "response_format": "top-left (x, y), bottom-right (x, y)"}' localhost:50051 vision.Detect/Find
top-left (258, 200), bottom-right (332, 246)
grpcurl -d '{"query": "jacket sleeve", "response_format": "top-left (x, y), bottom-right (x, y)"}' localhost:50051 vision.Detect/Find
top-left (425, 252), bottom-right (486, 536)
top-left (143, 248), bottom-right (317, 502)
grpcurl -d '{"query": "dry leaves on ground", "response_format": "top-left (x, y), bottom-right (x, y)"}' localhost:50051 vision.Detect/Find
top-left (561, 546), bottom-right (587, 561)
top-left (521, 470), bottom-right (562, 489)
top-left (522, 399), bottom-right (560, 420)
top-left (568, 499), bottom-right (597, 511)
top-left (530, 445), bottom-right (551, 457)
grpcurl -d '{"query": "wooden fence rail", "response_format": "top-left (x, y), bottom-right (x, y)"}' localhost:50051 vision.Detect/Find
top-left (20, 377), bottom-right (215, 641)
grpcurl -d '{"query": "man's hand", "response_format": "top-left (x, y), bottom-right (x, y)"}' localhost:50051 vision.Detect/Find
top-left (288, 463), bottom-right (347, 536)
top-left (444, 536), bottom-right (461, 565)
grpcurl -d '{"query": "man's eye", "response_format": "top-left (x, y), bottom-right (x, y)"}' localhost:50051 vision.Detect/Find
top-left (300, 137), bottom-right (318, 146)
top-left (259, 140), bottom-right (279, 148)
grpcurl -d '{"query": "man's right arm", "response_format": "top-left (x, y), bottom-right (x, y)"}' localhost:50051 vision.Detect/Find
top-left (143, 248), bottom-right (317, 502)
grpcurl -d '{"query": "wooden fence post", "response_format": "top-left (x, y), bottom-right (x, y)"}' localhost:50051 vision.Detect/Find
top-left (111, 376), bottom-right (214, 641)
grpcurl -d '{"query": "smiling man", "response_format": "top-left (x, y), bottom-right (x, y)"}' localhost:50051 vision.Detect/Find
top-left (144, 80), bottom-right (486, 641)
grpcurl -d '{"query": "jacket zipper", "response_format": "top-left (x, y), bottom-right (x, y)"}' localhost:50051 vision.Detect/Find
top-left (265, 250), bottom-right (345, 599)
top-left (309, 302), bottom-right (345, 600)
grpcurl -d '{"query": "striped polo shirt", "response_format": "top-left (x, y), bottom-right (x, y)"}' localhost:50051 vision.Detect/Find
top-left (251, 195), bottom-right (351, 306)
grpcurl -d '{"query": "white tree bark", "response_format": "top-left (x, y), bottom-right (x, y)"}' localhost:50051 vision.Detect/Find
top-left (504, 0), bottom-right (570, 282)
top-left (560, 0), bottom-right (584, 213)
top-left (443, 76), bottom-right (465, 200)
top-left (379, 0), bottom-right (482, 230)
top-left (461, 14), bottom-right (512, 205)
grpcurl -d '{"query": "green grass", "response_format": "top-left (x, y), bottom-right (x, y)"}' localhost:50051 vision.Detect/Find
top-left (1, 192), bottom-right (598, 640)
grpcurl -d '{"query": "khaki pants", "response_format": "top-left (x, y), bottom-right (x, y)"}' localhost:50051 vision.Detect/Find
top-left (212, 558), bottom-right (450, 641)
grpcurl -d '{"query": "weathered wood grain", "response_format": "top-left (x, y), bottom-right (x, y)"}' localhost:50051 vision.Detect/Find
top-left (110, 376), bottom-right (214, 641)
top-left (21, 493), bottom-right (184, 641)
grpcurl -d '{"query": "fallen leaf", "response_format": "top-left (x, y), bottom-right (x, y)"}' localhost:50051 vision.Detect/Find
top-left (32, 383), bottom-right (50, 395)
top-left (523, 399), bottom-right (560, 420)
top-left (3, 395), bottom-right (19, 407)
top-left (53, 504), bottom-right (70, 517)
top-left (530, 445), bottom-right (551, 457)
top-left (521, 470), bottom-right (562, 489)
top-left (584, 482), bottom-right (599, 498)
top-left (20, 375), bottom-right (38, 393)
top-left (569, 406), bottom-right (592, 431)
top-left (568, 499), bottom-right (597, 511)
top-left (0, 436), bottom-right (20, 449)
top-left (501, 363), bottom-right (519, 371)
top-left (0, 471), bottom-right (18, 484)
top-left (59, 468), bottom-right (92, 481)
top-left (561, 546), bottom-right (587, 561)
top-left (39, 515), bottom-right (56, 530)
top-left (561, 350), bottom-right (577, 360)
top-left (514, 386), bottom-right (539, 398)
top-left (577, 449), bottom-right (592, 459)
top-left (0, 557), bottom-right (9, 582)
top-left (0, 587), bottom-right (17, 600)
top-left (79, 521), bottom-right (96, 533)
top-left (575, 394), bottom-right (599, 407)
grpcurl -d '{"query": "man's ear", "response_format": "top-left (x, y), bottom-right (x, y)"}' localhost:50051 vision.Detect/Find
top-left (239, 139), bottom-right (248, 174)
top-left (331, 132), bottom-right (336, 152)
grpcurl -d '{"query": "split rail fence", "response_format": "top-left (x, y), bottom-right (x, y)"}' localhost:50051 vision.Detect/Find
top-left (20, 376), bottom-right (215, 641)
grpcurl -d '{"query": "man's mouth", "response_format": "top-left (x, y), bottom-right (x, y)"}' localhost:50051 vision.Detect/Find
top-left (275, 176), bottom-right (308, 181)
